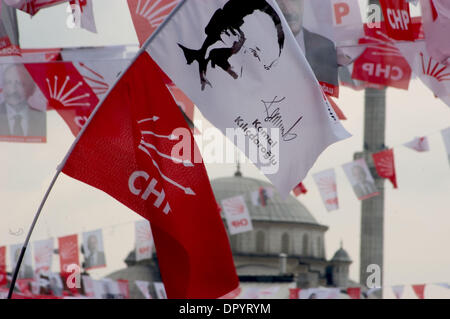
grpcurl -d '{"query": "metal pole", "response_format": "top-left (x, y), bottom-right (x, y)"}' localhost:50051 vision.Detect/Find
top-left (7, 0), bottom-right (188, 299)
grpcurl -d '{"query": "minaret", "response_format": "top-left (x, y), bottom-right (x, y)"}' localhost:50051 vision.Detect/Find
top-left (357, 0), bottom-right (387, 297)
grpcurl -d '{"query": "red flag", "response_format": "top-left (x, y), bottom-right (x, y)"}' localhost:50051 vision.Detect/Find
top-left (352, 23), bottom-right (412, 90)
top-left (289, 288), bottom-right (301, 299)
top-left (0, 246), bottom-right (6, 286)
top-left (58, 234), bottom-right (80, 277)
top-left (293, 182), bottom-right (308, 197)
top-left (127, 0), bottom-right (180, 47)
top-left (347, 287), bottom-right (361, 299)
top-left (412, 284), bottom-right (426, 299)
top-left (25, 61), bottom-right (99, 136)
top-left (61, 52), bottom-right (238, 299)
top-left (326, 95), bottom-right (347, 121)
top-left (372, 149), bottom-right (398, 189)
top-left (379, 0), bottom-right (415, 41)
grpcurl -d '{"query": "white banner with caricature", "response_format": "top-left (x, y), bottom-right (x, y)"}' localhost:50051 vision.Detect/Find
top-left (147, 0), bottom-right (350, 196)
top-left (135, 220), bottom-right (154, 262)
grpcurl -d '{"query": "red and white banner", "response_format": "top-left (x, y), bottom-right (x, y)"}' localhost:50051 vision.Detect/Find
top-left (167, 84), bottom-right (195, 125)
top-left (289, 288), bottom-right (301, 299)
top-left (372, 149), bottom-right (398, 189)
top-left (412, 284), bottom-right (426, 299)
top-left (392, 285), bottom-right (405, 299)
top-left (404, 136), bottom-right (430, 152)
top-left (58, 234), bottom-right (79, 276)
top-left (222, 195), bottom-right (253, 235)
top-left (25, 60), bottom-right (99, 137)
top-left (352, 23), bottom-right (412, 90)
top-left (343, 158), bottom-right (379, 201)
top-left (420, 0), bottom-right (450, 64)
top-left (61, 52), bottom-right (239, 298)
top-left (251, 187), bottom-right (274, 207)
top-left (4, 0), bottom-right (68, 15)
top-left (293, 182), bottom-right (308, 197)
top-left (81, 275), bottom-right (95, 298)
top-left (347, 287), bottom-right (361, 299)
top-left (313, 169), bottom-right (339, 211)
top-left (10, 243), bottom-right (34, 279)
top-left (441, 127), bottom-right (450, 165)
top-left (135, 280), bottom-right (152, 299)
top-left (0, 2), bottom-right (20, 56)
top-left (331, 0), bottom-right (364, 45)
top-left (135, 220), bottom-right (154, 262)
top-left (379, 0), bottom-right (414, 41)
top-left (33, 238), bottom-right (53, 276)
top-left (127, 0), bottom-right (180, 47)
top-left (148, 0), bottom-right (351, 196)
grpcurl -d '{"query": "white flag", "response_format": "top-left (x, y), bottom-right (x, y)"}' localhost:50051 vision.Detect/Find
top-left (136, 280), bottom-right (153, 299)
top-left (441, 127), bottom-right (450, 165)
top-left (313, 168), bottom-right (339, 211)
top-left (33, 238), bottom-right (54, 276)
top-left (135, 220), bottom-right (154, 262)
top-left (69, 0), bottom-right (97, 33)
top-left (250, 187), bottom-right (274, 206)
top-left (147, 0), bottom-right (351, 196)
top-left (392, 285), bottom-right (404, 299)
top-left (10, 243), bottom-right (33, 279)
top-left (397, 42), bottom-right (450, 99)
top-left (342, 158), bottom-right (379, 201)
top-left (404, 136), bottom-right (430, 152)
top-left (221, 195), bottom-right (253, 235)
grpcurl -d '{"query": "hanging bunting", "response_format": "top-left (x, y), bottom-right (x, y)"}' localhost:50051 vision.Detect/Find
top-left (293, 182), bottom-right (308, 197)
top-left (347, 287), bottom-right (361, 299)
top-left (343, 158), bottom-right (380, 201)
top-left (404, 136), bottom-right (430, 152)
top-left (251, 187), bottom-right (274, 207)
top-left (0, 2), bottom-right (20, 56)
top-left (289, 288), bottom-right (301, 299)
top-left (69, 0), bottom-right (97, 33)
top-left (82, 229), bottom-right (106, 270)
top-left (222, 195), bottom-right (253, 235)
top-left (412, 284), bottom-right (426, 299)
top-left (154, 282), bottom-right (167, 299)
top-left (392, 285), bottom-right (405, 299)
top-left (299, 288), bottom-right (340, 299)
top-left (135, 280), bottom-right (152, 299)
top-left (313, 169), bottom-right (339, 211)
top-left (33, 238), bottom-right (54, 276)
top-left (135, 220), bottom-right (153, 262)
top-left (10, 243), bottom-right (34, 279)
top-left (441, 127), bottom-right (450, 165)
top-left (58, 234), bottom-right (79, 277)
top-left (372, 149), bottom-right (398, 189)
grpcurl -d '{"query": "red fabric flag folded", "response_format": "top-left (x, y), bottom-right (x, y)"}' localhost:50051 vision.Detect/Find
top-left (412, 284), bottom-right (426, 299)
top-left (372, 149), bottom-right (398, 189)
top-left (61, 51), bottom-right (238, 299)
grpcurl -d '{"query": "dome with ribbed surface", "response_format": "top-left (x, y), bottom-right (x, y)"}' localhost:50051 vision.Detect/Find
top-left (331, 247), bottom-right (352, 263)
top-left (211, 175), bottom-right (320, 225)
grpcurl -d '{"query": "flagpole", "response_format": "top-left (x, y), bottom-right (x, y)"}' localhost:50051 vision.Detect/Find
top-left (7, 0), bottom-right (187, 299)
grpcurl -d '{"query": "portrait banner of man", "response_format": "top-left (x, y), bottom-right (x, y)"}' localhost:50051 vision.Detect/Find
top-left (10, 243), bottom-right (34, 280)
top-left (0, 63), bottom-right (47, 143)
top-left (343, 158), bottom-right (380, 201)
top-left (276, 0), bottom-right (340, 97)
top-left (82, 229), bottom-right (106, 270)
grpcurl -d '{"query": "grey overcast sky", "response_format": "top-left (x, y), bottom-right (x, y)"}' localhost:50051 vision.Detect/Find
top-left (0, 0), bottom-right (448, 299)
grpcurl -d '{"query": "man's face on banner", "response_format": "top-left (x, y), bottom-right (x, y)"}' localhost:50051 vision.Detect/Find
top-left (87, 235), bottom-right (99, 253)
top-left (3, 65), bottom-right (35, 107)
top-left (352, 165), bottom-right (367, 183)
top-left (206, 12), bottom-right (282, 80)
top-left (276, 0), bottom-right (304, 36)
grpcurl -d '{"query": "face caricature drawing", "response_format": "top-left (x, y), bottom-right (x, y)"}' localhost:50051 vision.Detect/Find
top-left (178, 0), bottom-right (285, 90)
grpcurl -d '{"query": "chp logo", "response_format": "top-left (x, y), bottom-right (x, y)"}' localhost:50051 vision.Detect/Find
top-left (128, 115), bottom-right (196, 216)
top-left (221, 195), bottom-right (253, 235)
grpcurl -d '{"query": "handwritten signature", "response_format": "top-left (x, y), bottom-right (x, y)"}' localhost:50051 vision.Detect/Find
top-left (261, 96), bottom-right (303, 142)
